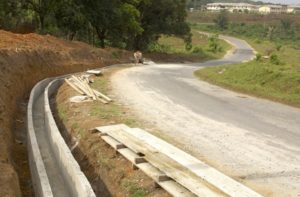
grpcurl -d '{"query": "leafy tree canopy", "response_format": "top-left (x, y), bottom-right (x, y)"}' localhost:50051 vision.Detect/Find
top-left (0, 0), bottom-right (191, 50)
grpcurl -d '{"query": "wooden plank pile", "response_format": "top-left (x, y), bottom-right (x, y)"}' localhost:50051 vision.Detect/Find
top-left (96, 124), bottom-right (263, 197)
top-left (65, 75), bottom-right (112, 104)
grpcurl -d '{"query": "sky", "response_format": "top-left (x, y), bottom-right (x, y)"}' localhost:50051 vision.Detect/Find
top-left (254, 0), bottom-right (300, 5)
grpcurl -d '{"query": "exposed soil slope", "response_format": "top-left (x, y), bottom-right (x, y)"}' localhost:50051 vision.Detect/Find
top-left (0, 30), bottom-right (130, 196)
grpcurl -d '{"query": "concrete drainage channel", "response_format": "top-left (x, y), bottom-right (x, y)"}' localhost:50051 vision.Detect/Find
top-left (27, 77), bottom-right (95, 197)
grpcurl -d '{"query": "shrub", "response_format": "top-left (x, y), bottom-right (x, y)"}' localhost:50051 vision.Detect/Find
top-left (214, 10), bottom-right (229, 30)
top-left (255, 53), bottom-right (262, 61)
top-left (209, 34), bottom-right (220, 53)
top-left (276, 43), bottom-right (282, 51)
top-left (192, 46), bottom-right (204, 54)
top-left (270, 54), bottom-right (280, 65)
top-left (147, 43), bottom-right (171, 53)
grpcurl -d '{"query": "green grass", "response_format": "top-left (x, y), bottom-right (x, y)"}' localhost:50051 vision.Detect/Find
top-left (122, 179), bottom-right (147, 197)
top-left (154, 29), bottom-right (231, 59)
top-left (91, 78), bottom-right (108, 94)
top-left (90, 104), bottom-right (122, 119)
top-left (192, 19), bottom-right (300, 107)
top-left (89, 75), bottom-right (141, 127)
top-left (195, 60), bottom-right (300, 107)
top-left (58, 104), bottom-right (67, 122)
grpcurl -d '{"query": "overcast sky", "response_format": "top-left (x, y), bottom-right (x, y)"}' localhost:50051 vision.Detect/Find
top-left (254, 0), bottom-right (300, 5)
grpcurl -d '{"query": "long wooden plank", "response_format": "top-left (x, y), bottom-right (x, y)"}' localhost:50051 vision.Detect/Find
top-left (126, 128), bottom-right (262, 197)
top-left (159, 180), bottom-right (197, 197)
top-left (97, 125), bottom-right (262, 197)
top-left (93, 89), bottom-right (112, 102)
top-left (101, 136), bottom-right (126, 150)
top-left (104, 129), bottom-right (223, 196)
top-left (76, 76), bottom-right (97, 100)
top-left (65, 79), bottom-right (84, 95)
top-left (70, 76), bottom-right (92, 97)
top-left (137, 163), bottom-right (195, 197)
top-left (118, 148), bottom-right (146, 164)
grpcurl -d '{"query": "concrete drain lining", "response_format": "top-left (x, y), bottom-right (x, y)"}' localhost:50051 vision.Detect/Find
top-left (27, 77), bottom-right (95, 197)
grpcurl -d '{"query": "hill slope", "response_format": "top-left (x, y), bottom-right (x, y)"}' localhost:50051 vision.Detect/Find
top-left (0, 30), bottom-right (130, 196)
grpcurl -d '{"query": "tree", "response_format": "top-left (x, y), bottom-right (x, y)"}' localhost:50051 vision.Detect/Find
top-left (106, 2), bottom-right (143, 48)
top-left (0, 0), bottom-right (22, 29)
top-left (54, 0), bottom-right (86, 40)
top-left (214, 10), bottom-right (229, 30)
top-left (75, 0), bottom-right (142, 48)
top-left (130, 0), bottom-right (191, 50)
top-left (23, 0), bottom-right (58, 30)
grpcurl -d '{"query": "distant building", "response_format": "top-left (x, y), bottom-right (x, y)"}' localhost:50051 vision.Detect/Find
top-left (287, 5), bottom-right (300, 13)
top-left (258, 5), bottom-right (287, 14)
top-left (206, 3), bottom-right (258, 13)
top-left (206, 3), bottom-right (294, 14)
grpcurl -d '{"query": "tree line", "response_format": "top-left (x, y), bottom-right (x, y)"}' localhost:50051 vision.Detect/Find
top-left (0, 0), bottom-right (191, 50)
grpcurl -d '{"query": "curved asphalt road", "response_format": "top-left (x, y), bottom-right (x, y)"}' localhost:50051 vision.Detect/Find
top-left (111, 35), bottom-right (300, 196)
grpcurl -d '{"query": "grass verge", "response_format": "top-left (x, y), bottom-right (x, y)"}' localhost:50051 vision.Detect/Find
top-left (195, 60), bottom-right (300, 107)
top-left (146, 29), bottom-right (231, 63)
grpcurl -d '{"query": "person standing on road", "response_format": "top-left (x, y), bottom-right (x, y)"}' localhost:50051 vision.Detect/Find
top-left (134, 51), bottom-right (143, 65)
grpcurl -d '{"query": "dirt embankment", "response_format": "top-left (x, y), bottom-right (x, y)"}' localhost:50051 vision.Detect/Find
top-left (0, 30), bottom-right (130, 196)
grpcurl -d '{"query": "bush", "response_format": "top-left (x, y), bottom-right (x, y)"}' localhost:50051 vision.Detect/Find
top-left (270, 54), bottom-right (280, 65)
top-left (255, 53), bottom-right (262, 61)
top-left (214, 10), bottom-right (229, 30)
top-left (147, 43), bottom-right (171, 53)
top-left (192, 46), bottom-right (204, 54)
top-left (209, 34), bottom-right (221, 53)
top-left (276, 43), bottom-right (282, 51)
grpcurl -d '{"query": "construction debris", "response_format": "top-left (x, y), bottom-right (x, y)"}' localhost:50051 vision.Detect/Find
top-left (86, 69), bottom-right (102, 76)
top-left (69, 96), bottom-right (91, 103)
top-left (65, 75), bottom-right (112, 104)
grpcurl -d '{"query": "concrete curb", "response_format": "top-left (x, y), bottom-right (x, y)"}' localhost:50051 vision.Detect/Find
top-left (44, 79), bottom-right (95, 197)
top-left (26, 64), bottom-right (145, 196)
top-left (27, 78), bottom-right (53, 197)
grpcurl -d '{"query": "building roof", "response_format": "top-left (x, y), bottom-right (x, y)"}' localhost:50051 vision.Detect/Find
top-left (206, 3), bottom-right (257, 7)
top-left (259, 5), bottom-right (284, 8)
top-left (288, 5), bottom-right (300, 8)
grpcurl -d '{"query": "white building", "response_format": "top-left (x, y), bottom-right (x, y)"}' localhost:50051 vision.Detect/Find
top-left (287, 5), bottom-right (300, 13)
top-left (206, 3), bottom-right (258, 13)
top-left (206, 3), bottom-right (292, 14)
top-left (258, 5), bottom-right (287, 14)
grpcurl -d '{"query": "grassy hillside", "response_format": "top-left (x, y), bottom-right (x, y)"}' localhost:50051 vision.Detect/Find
top-left (194, 32), bottom-right (300, 107)
top-left (146, 29), bottom-right (231, 62)
top-left (188, 12), bottom-right (300, 25)
top-left (189, 10), bottom-right (300, 107)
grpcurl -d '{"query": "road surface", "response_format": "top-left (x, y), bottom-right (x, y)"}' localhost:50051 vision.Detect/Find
top-left (111, 35), bottom-right (300, 196)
